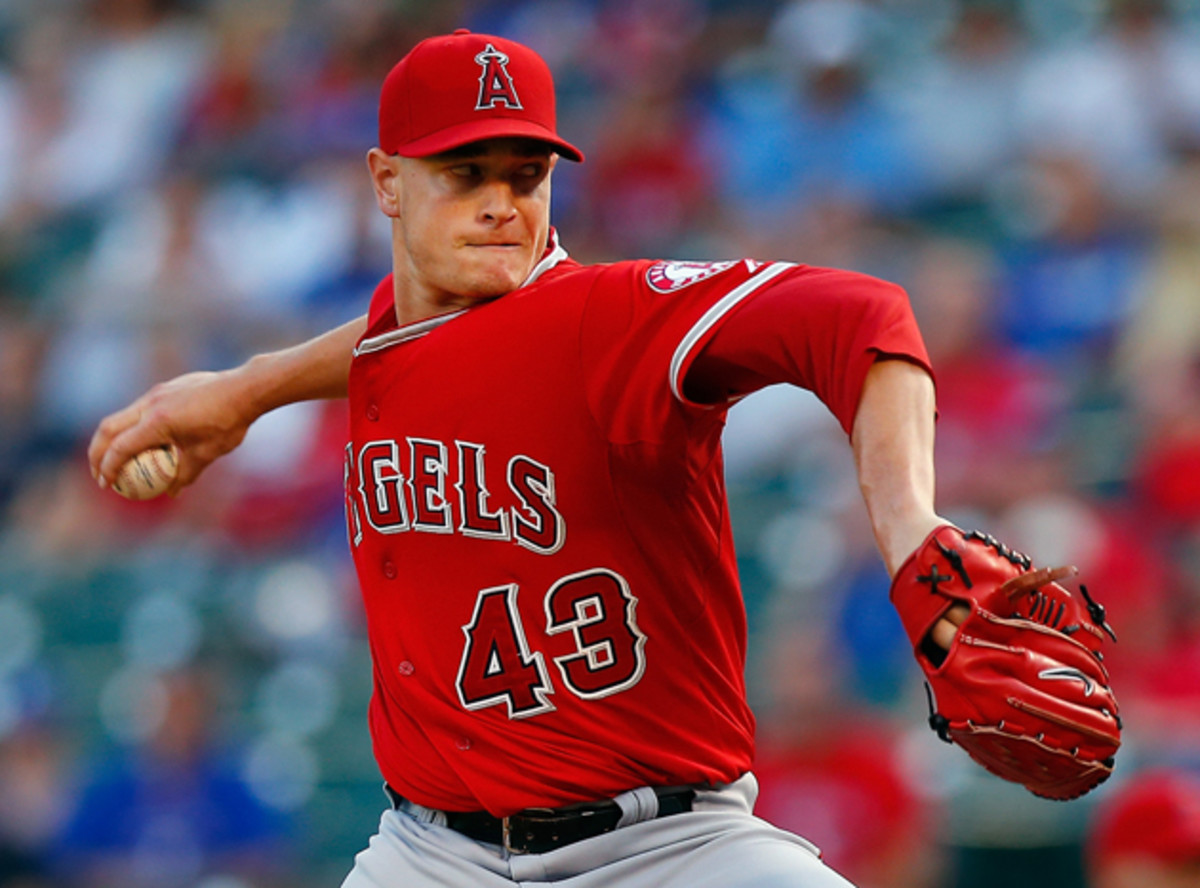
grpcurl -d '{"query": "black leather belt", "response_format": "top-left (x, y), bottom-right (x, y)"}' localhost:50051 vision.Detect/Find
top-left (386, 784), bottom-right (696, 854)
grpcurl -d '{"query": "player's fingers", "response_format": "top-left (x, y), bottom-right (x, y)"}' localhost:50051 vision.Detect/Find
top-left (1001, 565), bottom-right (1078, 602)
top-left (87, 402), bottom-right (146, 481)
top-left (97, 418), bottom-right (173, 486)
top-left (931, 603), bottom-right (971, 650)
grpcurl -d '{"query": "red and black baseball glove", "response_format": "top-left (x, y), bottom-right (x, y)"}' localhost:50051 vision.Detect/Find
top-left (891, 525), bottom-right (1121, 801)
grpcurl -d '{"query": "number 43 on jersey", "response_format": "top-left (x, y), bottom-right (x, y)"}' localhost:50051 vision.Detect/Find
top-left (455, 568), bottom-right (648, 719)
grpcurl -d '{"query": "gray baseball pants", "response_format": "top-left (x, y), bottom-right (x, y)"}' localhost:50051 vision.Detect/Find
top-left (340, 773), bottom-right (856, 887)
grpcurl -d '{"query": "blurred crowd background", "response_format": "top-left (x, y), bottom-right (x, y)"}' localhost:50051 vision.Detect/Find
top-left (2, 0), bottom-right (1200, 886)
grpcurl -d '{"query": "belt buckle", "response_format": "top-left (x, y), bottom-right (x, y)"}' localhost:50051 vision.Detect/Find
top-left (501, 809), bottom-right (552, 854)
top-left (502, 814), bottom-right (541, 854)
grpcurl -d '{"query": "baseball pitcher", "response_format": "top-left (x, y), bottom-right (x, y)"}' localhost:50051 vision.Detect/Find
top-left (89, 30), bottom-right (1120, 888)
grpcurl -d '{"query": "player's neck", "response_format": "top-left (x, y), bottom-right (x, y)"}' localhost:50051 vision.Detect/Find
top-left (389, 271), bottom-right (500, 329)
top-left (389, 241), bottom-right (533, 327)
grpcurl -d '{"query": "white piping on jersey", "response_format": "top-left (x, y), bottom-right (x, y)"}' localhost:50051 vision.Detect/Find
top-left (354, 309), bottom-right (470, 356)
top-left (353, 231), bottom-right (570, 358)
top-left (668, 261), bottom-right (796, 404)
top-left (521, 228), bottom-right (567, 287)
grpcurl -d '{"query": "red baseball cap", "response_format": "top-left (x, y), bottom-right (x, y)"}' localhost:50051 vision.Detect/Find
top-left (378, 29), bottom-right (584, 162)
top-left (1088, 770), bottom-right (1200, 868)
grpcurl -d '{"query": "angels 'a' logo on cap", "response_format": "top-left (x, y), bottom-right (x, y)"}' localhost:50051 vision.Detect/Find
top-left (475, 43), bottom-right (522, 110)
top-left (646, 260), bottom-right (737, 293)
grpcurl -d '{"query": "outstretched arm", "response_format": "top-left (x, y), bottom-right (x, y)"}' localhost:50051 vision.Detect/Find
top-left (88, 313), bottom-right (367, 495)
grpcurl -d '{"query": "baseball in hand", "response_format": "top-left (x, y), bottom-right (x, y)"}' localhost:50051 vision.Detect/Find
top-left (111, 445), bottom-right (178, 500)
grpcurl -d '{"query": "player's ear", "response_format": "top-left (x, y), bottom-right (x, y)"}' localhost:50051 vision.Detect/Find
top-left (367, 147), bottom-right (402, 218)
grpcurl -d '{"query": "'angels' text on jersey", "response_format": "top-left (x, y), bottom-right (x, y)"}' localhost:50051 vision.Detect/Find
top-left (344, 437), bottom-right (565, 554)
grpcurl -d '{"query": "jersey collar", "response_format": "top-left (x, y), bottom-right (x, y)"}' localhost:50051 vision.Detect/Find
top-left (356, 229), bottom-right (570, 355)
top-left (521, 227), bottom-right (568, 287)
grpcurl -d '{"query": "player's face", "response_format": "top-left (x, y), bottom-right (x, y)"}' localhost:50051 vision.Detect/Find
top-left (390, 138), bottom-right (556, 316)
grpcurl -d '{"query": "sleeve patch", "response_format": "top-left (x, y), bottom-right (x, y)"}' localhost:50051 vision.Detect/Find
top-left (646, 260), bottom-right (737, 293)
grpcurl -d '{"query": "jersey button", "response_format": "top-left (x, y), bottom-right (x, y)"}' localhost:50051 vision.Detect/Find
top-left (397, 660), bottom-right (414, 676)
top-left (366, 403), bottom-right (380, 421)
top-left (382, 560), bottom-right (397, 579)
top-left (456, 737), bottom-right (472, 751)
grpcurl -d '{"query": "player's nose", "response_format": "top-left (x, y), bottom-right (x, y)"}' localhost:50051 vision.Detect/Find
top-left (478, 180), bottom-right (518, 225)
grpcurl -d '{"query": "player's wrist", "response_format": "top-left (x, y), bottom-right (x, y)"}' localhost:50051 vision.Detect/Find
top-left (228, 354), bottom-right (286, 427)
top-left (873, 510), bottom-right (947, 578)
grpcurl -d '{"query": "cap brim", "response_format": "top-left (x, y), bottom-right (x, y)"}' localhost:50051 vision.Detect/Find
top-left (396, 118), bottom-right (584, 162)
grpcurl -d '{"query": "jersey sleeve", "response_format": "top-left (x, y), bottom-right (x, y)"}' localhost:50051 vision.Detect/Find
top-left (683, 265), bottom-right (934, 434)
top-left (577, 259), bottom-right (795, 445)
top-left (579, 260), bottom-right (932, 444)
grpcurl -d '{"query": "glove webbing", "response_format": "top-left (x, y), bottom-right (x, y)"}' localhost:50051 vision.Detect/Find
top-left (926, 531), bottom-right (1117, 641)
top-left (963, 530), bottom-right (1033, 570)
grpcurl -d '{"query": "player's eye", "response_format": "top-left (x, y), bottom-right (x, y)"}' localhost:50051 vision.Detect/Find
top-left (512, 162), bottom-right (548, 190)
top-left (449, 163), bottom-right (482, 179)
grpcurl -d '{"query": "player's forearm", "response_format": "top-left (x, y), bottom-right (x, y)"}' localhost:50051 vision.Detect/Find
top-left (851, 358), bottom-right (943, 577)
top-left (90, 314), bottom-right (367, 491)
top-left (238, 313), bottom-right (365, 415)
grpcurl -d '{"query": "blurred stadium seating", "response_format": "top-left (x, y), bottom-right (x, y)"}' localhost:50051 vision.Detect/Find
top-left (2, 1), bottom-right (1200, 886)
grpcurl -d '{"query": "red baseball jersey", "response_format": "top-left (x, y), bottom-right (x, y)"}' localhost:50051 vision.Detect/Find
top-left (345, 232), bottom-right (930, 816)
